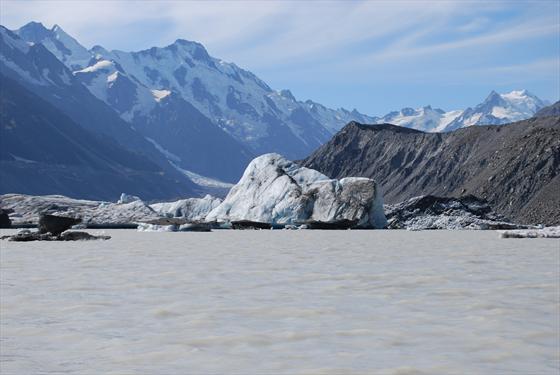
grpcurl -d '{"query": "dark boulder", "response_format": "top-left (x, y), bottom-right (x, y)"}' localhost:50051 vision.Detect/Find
top-left (38, 214), bottom-right (82, 235)
top-left (0, 208), bottom-right (12, 228)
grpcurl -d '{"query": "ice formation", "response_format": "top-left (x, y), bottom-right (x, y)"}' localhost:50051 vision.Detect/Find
top-left (150, 195), bottom-right (222, 221)
top-left (206, 153), bottom-right (387, 228)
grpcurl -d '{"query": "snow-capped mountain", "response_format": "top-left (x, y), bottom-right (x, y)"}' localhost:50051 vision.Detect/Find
top-left (375, 106), bottom-right (462, 132)
top-left (14, 22), bottom-right (375, 166)
top-left (442, 90), bottom-right (549, 132)
top-left (0, 26), bottom-right (205, 200)
top-left (15, 22), bottom-right (92, 70)
top-left (373, 90), bottom-right (549, 132)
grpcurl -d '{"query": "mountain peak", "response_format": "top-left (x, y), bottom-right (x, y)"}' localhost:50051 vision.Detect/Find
top-left (486, 90), bottom-right (500, 99)
top-left (17, 21), bottom-right (51, 42)
top-left (20, 21), bottom-right (48, 30)
top-left (174, 38), bottom-right (200, 46)
top-left (482, 90), bottom-right (506, 107)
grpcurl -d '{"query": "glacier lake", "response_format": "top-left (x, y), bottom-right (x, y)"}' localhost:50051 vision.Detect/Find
top-left (1, 229), bottom-right (558, 374)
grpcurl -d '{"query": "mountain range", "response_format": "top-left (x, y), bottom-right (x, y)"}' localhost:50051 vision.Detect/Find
top-left (0, 21), bottom-right (555, 201)
top-left (11, 22), bottom-right (375, 181)
top-left (371, 89), bottom-right (549, 132)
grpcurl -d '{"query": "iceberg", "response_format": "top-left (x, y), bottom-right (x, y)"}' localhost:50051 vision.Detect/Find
top-left (150, 195), bottom-right (222, 221)
top-left (206, 154), bottom-right (387, 228)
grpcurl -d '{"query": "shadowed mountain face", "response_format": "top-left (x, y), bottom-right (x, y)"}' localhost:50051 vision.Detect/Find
top-left (302, 118), bottom-right (560, 225)
top-left (0, 74), bottom-right (197, 201)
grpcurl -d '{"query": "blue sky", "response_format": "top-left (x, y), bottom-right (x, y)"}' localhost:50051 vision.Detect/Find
top-left (1, 0), bottom-right (558, 115)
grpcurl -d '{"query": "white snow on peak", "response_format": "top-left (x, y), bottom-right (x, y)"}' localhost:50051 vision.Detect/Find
top-left (14, 23), bottom-right (93, 70)
top-left (151, 89), bottom-right (171, 102)
top-left (435, 110), bottom-right (463, 132)
top-left (377, 89), bottom-right (548, 133)
top-left (499, 89), bottom-right (544, 114)
top-left (376, 106), bottom-right (461, 132)
top-left (70, 34), bottom-right (375, 147)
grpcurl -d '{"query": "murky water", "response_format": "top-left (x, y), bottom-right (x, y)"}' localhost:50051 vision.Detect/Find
top-left (1, 229), bottom-right (558, 374)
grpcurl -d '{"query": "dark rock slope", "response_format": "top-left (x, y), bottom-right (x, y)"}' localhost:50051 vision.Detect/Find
top-left (302, 118), bottom-right (560, 225)
top-left (535, 101), bottom-right (560, 117)
top-left (0, 75), bottom-right (197, 201)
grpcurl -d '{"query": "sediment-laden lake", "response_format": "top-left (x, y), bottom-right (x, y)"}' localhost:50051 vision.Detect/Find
top-left (1, 229), bottom-right (558, 374)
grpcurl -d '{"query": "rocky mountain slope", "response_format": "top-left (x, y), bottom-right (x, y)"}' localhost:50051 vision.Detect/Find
top-left (535, 101), bottom-right (560, 117)
top-left (302, 117), bottom-right (560, 225)
top-left (0, 75), bottom-right (197, 200)
top-left (0, 25), bottom-right (204, 200)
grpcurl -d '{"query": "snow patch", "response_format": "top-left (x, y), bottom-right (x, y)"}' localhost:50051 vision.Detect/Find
top-left (76, 59), bottom-right (113, 73)
top-left (151, 89), bottom-right (171, 102)
top-left (107, 71), bottom-right (119, 83)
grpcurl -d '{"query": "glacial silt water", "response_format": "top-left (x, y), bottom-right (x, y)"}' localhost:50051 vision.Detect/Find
top-left (1, 229), bottom-right (558, 374)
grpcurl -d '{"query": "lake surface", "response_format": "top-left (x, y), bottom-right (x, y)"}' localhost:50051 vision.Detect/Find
top-left (1, 229), bottom-right (559, 374)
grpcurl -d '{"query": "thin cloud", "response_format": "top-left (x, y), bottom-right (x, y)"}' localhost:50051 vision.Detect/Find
top-left (1, 0), bottom-right (558, 113)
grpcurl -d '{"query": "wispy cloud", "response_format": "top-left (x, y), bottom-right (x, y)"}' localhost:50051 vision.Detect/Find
top-left (1, 0), bottom-right (558, 113)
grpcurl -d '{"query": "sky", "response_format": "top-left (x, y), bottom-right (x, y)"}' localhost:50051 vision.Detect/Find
top-left (1, 0), bottom-right (559, 116)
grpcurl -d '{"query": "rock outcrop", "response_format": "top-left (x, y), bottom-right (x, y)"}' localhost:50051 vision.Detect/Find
top-left (535, 101), bottom-right (560, 117)
top-left (385, 195), bottom-right (527, 230)
top-left (206, 154), bottom-right (387, 228)
top-left (302, 117), bottom-right (560, 226)
top-left (0, 208), bottom-right (12, 228)
top-left (38, 214), bottom-right (81, 235)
